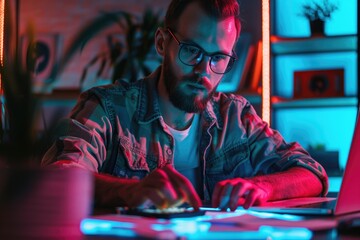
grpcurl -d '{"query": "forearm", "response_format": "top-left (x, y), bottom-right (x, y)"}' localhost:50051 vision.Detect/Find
top-left (94, 173), bottom-right (140, 207)
top-left (248, 167), bottom-right (323, 201)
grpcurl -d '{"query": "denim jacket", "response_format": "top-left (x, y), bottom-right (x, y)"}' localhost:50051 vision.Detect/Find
top-left (42, 67), bottom-right (329, 201)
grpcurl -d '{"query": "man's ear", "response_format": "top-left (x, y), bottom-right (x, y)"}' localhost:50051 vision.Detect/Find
top-left (155, 27), bottom-right (166, 57)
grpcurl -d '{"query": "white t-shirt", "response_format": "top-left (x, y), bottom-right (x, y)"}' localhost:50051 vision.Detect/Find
top-left (166, 114), bottom-right (202, 197)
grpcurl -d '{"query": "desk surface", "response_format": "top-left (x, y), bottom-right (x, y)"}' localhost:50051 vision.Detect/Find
top-left (81, 207), bottom-right (360, 240)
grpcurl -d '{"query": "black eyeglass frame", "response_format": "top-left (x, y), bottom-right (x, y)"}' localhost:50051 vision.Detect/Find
top-left (166, 28), bottom-right (237, 74)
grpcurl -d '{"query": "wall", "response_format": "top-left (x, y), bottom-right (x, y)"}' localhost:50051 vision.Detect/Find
top-left (16, 0), bottom-right (170, 132)
top-left (273, 0), bottom-right (357, 37)
top-left (19, 0), bottom-right (263, 93)
top-left (18, 0), bottom-right (170, 90)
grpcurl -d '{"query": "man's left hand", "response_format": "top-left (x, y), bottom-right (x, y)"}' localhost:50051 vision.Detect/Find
top-left (211, 178), bottom-right (270, 211)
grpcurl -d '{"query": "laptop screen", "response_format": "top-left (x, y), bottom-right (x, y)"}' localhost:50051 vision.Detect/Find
top-left (335, 111), bottom-right (360, 215)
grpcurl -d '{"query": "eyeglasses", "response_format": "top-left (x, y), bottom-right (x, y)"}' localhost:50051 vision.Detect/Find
top-left (167, 28), bottom-right (237, 74)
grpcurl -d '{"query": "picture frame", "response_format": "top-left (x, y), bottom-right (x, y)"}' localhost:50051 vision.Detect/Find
top-left (20, 33), bottom-right (62, 93)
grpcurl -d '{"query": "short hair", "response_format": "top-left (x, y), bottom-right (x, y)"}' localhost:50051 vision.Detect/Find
top-left (164, 0), bottom-right (241, 40)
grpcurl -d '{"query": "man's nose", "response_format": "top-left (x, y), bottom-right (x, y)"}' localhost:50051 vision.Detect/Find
top-left (193, 55), bottom-right (212, 75)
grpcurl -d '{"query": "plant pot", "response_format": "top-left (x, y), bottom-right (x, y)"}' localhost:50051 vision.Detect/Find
top-left (0, 167), bottom-right (94, 239)
top-left (310, 19), bottom-right (325, 36)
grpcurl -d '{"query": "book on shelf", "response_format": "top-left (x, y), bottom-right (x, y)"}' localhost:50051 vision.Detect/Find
top-left (237, 43), bottom-right (256, 91)
top-left (237, 40), bottom-right (262, 95)
top-left (217, 32), bottom-right (253, 93)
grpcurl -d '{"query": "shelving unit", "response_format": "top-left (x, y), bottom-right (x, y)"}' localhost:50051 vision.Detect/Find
top-left (270, 34), bottom-right (358, 108)
top-left (270, 34), bottom-right (358, 177)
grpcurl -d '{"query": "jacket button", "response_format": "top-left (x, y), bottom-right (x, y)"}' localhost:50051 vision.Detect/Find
top-left (166, 149), bottom-right (173, 156)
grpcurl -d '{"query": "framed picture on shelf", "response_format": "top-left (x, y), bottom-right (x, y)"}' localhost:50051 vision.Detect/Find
top-left (20, 33), bottom-right (62, 93)
top-left (293, 68), bottom-right (344, 98)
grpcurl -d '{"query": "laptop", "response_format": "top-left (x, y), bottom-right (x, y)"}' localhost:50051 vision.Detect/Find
top-left (249, 112), bottom-right (360, 216)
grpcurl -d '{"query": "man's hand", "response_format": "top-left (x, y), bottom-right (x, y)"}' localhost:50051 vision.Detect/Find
top-left (211, 167), bottom-right (325, 211)
top-left (211, 178), bottom-right (270, 211)
top-left (125, 165), bottom-right (202, 210)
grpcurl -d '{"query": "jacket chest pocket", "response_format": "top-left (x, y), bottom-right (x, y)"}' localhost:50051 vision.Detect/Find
top-left (207, 141), bottom-right (250, 174)
top-left (120, 137), bottom-right (149, 170)
top-left (206, 141), bottom-right (252, 192)
top-left (115, 136), bottom-right (159, 179)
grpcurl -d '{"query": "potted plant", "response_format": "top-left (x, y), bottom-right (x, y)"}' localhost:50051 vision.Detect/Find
top-left (0, 2), bottom-right (42, 167)
top-left (0, 2), bottom-right (93, 238)
top-left (299, 0), bottom-right (338, 36)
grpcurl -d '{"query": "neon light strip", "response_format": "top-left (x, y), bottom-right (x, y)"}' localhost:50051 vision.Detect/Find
top-left (0, 0), bottom-right (4, 91)
top-left (0, 0), bottom-right (3, 65)
top-left (262, 0), bottom-right (271, 125)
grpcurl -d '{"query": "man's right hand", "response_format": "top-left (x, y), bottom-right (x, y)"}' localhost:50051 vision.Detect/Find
top-left (124, 165), bottom-right (201, 210)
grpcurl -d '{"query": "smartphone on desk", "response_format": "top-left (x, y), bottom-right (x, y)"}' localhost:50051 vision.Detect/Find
top-left (117, 207), bottom-right (206, 219)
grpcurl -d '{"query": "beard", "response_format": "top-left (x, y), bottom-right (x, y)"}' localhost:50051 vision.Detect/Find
top-left (162, 55), bottom-right (217, 113)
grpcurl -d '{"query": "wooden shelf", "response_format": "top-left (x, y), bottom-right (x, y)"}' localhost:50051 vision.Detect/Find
top-left (35, 89), bottom-right (80, 107)
top-left (272, 96), bottom-right (358, 109)
top-left (271, 35), bottom-right (357, 55)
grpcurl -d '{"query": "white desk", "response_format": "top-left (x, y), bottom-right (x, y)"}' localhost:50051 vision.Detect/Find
top-left (80, 208), bottom-right (360, 239)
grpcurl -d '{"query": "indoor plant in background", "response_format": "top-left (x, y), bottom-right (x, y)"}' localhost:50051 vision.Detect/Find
top-left (49, 9), bottom-right (163, 90)
top-left (0, 2), bottom-right (93, 239)
top-left (299, 0), bottom-right (339, 36)
top-left (80, 9), bottom-right (163, 85)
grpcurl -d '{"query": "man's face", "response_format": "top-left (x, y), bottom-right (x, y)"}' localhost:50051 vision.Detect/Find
top-left (162, 48), bottom-right (214, 113)
top-left (162, 2), bottom-right (238, 113)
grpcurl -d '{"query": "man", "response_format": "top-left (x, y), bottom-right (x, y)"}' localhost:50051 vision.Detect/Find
top-left (42, 0), bottom-right (328, 211)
